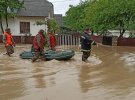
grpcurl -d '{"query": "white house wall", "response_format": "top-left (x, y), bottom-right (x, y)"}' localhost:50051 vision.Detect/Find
top-left (0, 16), bottom-right (48, 36)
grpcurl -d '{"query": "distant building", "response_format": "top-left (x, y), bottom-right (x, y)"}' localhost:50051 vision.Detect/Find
top-left (54, 14), bottom-right (63, 27)
top-left (108, 30), bottom-right (130, 38)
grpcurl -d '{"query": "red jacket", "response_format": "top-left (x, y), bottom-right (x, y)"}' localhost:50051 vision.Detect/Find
top-left (4, 32), bottom-right (14, 46)
top-left (49, 33), bottom-right (56, 48)
top-left (33, 32), bottom-right (45, 50)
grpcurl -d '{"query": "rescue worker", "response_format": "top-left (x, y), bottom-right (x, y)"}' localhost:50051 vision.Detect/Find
top-left (80, 28), bottom-right (95, 62)
top-left (3, 28), bottom-right (15, 56)
top-left (32, 29), bottom-right (46, 62)
top-left (48, 31), bottom-right (56, 50)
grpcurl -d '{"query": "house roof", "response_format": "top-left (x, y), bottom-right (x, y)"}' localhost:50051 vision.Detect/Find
top-left (54, 14), bottom-right (63, 26)
top-left (17, 0), bottom-right (54, 17)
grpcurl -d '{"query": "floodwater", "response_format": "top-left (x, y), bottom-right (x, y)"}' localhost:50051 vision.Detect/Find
top-left (0, 44), bottom-right (135, 100)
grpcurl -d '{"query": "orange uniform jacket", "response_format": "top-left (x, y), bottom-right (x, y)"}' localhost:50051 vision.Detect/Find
top-left (4, 32), bottom-right (14, 46)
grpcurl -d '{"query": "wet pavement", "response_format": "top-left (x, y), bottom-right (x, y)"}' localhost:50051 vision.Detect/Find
top-left (0, 44), bottom-right (135, 100)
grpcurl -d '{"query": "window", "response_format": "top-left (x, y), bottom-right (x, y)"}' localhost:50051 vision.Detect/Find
top-left (20, 22), bottom-right (30, 34)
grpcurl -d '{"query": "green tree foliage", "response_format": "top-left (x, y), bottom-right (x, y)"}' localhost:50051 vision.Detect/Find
top-left (64, 1), bottom-right (89, 31)
top-left (65, 0), bottom-right (135, 37)
top-left (85, 0), bottom-right (135, 37)
top-left (35, 18), bottom-right (60, 34)
top-left (0, 0), bottom-right (6, 33)
top-left (47, 18), bottom-right (60, 34)
top-left (0, 0), bottom-right (23, 33)
top-left (35, 18), bottom-right (60, 47)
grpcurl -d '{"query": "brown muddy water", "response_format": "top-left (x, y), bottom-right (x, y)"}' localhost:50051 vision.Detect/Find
top-left (0, 44), bottom-right (135, 100)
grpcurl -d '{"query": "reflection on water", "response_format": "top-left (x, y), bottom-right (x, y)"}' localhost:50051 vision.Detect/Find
top-left (32, 66), bottom-right (46, 88)
top-left (79, 65), bottom-right (93, 93)
top-left (0, 46), bottom-right (26, 100)
top-left (0, 79), bottom-right (25, 100)
top-left (0, 44), bottom-right (135, 100)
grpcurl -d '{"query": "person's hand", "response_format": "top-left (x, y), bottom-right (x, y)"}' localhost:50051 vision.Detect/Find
top-left (5, 43), bottom-right (9, 46)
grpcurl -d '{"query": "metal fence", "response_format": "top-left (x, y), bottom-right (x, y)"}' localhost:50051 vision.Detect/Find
top-left (56, 34), bottom-right (80, 46)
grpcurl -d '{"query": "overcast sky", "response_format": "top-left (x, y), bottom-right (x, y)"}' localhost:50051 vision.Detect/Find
top-left (48, 0), bottom-right (82, 16)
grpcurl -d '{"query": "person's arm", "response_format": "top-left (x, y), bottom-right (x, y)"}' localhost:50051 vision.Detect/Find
top-left (80, 35), bottom-right (83, 44)
top-left (84, 34), bottom-right (92, 44)
top-left (48, 35), bottom-right (51, 47)
top-left (91, 41), bottom-right (97, 45)
top-left (36, 34), bottom-right (45, 49)
top-left (36, 34), bottom-right (41, 47)
top-left (87, 36), bottom-right (96, 45)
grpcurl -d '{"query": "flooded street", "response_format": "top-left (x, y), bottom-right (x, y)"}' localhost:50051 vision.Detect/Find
top-left (0, 44), bottom-right (135, 100)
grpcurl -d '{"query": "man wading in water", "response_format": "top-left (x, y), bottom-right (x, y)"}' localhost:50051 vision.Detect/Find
top-left (80, 28), bottom-right (95, 62)
top-left (3, 28), bottom-right (15, 56)
top-left (32, 29), bottom-right (46, 62)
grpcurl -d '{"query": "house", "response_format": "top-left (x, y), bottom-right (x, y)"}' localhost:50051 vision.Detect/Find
top-left (0, 0), bottom-right (54, 36)
top-left (54, 14), bottom-right (63, 27)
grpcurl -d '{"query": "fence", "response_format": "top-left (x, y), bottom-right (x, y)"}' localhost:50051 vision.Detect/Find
top-left (56, 34), bottom-right (80, 46)
top-left (117, 38), bottom-right (135, 46)
top-left (0, 34), bottom-right (81, 46)
top-left (0, 34), bottom-right (102, 45)
top-left (2, 34), bottom-right (135, 47)
top-left (91, 35), bottom-right (102, 43)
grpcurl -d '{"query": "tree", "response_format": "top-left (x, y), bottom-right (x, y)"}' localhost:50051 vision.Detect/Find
top-left (0, 0), bottom-right (23, 33)
top-left (0, 0), bottom-right (6, 33)
top-left (64, 1), bottom-right (89, 31)
top-left (65, 0), bottom-right (135, 37)
top-left (47, 18), bottom-right (60, 34)
top-left (83, 0), bottom-right (135, 37)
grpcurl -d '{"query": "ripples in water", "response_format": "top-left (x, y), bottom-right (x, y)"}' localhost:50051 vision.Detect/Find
top-left (0, 45), bottom-right (135, 100)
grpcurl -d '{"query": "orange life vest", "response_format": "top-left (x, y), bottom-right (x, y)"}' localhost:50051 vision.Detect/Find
top-left (49, 33), bottom-right (56, 48)
top-left (4, 32), bottom-right (13, 46)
